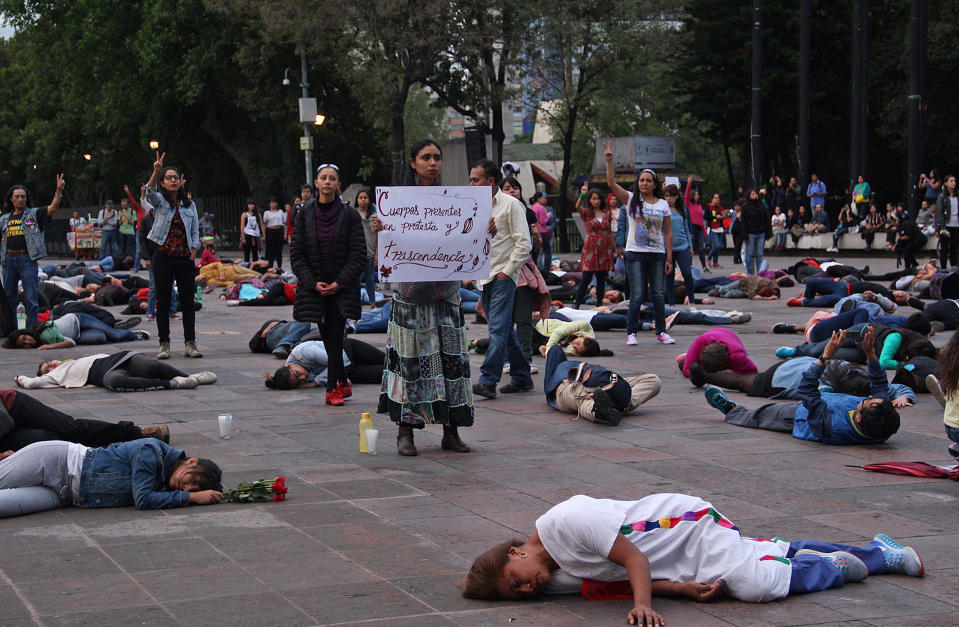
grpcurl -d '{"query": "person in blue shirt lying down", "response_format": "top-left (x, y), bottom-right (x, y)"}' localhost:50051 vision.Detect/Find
top-left (703, 327), bottom-right (901, 444)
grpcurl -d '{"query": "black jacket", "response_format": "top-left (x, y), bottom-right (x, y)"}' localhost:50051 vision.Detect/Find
top-left (290, 198), bottom-right (366, 322)
top-left (138, 211), bottom-right (158, 261)
top-left (741, 199), bottom-right (771, 237)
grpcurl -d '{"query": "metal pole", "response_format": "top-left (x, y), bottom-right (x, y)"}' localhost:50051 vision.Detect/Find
top-left (906, 0), bottom-right (926, 214)
top-left (859, 0), bottom-right (869, 180)
top-left (798, 0), bottom-right (810, 190)
top-left (750, 0), bottom-right (763, 189)
top-left (850, 0), bottom-right (863, 192)
top-left (301, 47), bottom-right (313, 187)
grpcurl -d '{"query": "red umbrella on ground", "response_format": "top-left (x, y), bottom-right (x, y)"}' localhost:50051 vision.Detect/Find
top-left (852, 461), bottom-right (959, 481)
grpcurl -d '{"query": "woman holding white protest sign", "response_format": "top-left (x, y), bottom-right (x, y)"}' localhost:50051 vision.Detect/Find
top-left (371, 139), bottom-right (474, 456)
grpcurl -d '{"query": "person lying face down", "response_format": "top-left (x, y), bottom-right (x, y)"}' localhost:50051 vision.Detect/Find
top-left (461, 493), bottom-right (923, 626)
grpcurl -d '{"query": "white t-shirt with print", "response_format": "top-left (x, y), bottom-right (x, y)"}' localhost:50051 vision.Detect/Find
top-left (624, 193), bottom-right (670, 254)
top-left (536, 494), bottom-right (792, 603)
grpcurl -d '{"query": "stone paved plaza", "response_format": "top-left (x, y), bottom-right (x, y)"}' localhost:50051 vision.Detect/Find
top-left (1, 253), bottom-right (957, 626)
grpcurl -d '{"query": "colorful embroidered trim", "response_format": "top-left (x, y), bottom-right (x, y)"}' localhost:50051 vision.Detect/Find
top-left (619, 507), bottom-right (739, 536)
top-left (760, 555), bottom-right (791, 565)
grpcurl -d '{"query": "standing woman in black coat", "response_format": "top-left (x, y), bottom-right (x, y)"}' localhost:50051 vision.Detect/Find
top-left (290, 164), bottom-right (366, 406)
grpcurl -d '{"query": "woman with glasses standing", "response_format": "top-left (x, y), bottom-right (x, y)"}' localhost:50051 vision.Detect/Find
top-left (290, 163), bottom-right (366, 406)
top-left (145, 153), bottom-right (202, 359)
top-left (370, 139), bottom-right (475, 456)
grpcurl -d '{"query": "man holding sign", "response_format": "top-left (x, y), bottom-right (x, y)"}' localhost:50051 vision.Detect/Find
top-left (469, 160), bottom-right (533, 399)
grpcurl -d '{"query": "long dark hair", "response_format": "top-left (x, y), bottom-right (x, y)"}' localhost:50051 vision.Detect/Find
top-left (821, 361), bottom-right (870, 397)
top-left (627, 169), bottom-right (661, 219)
top-left (3, 327), bottom-right (41, 349)
top-left (405, 138), bottom-right (442, 185)
top-left (3, 185), bottom-right (30, 213)
top-left (500, 177), bottom-right (528, 208)
top-left (943, 174), bottom-right (958, 198)
top-left (938, 331), bottom-right (959, 397)
top-left (664, 184), bottom-right (687, 220)
top-left (264, 367), bottom-right (296, 390)
top-left (160, 166), bottom-right (190, 209)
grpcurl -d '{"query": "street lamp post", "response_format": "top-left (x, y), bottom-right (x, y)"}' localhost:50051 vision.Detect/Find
top-left (284, 46), bottom-right (316, 186)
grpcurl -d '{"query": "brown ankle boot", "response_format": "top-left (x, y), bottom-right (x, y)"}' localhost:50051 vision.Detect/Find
top-left (396, 425), bottom-right (417, 456)
top-left (441, 425), bottom-right (470, 453)
top-left (140, 425), bottom-right (170, 444)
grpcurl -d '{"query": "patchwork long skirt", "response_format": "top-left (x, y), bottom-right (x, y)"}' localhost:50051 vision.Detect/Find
top-left (377, 295), bottom-right (474, 428)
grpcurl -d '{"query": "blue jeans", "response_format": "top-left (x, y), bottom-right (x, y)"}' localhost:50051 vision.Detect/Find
top-left (946, 425), bottom-right (959, 443)
top-left (360, 257), bottom-right (376, 306)
top-left (665, 248), bottom-right (695, 305)
top-left (3, 254), bottom-right (40, 327)
top-left (265, 320), bottom-right (313, 351)
top-left (73, 312), bottom-right (137, 344)
top-left (460, 288), bottom-right (481, 313)
top-left (832, 224), bottom-right (850, 247)
top-left (354, 300), bottom-right (391, 333)
top-left (776, 231), bottom-right (789, 247)
top-left (133, 234), bottom-right (142, 270)
top-left (99, 229), bottom-right (118, 260)
top-left (786, 539), bottom-right (886, 594)
top-left (744, 233), bottom-right (765, 275)
top-left (147, 263), bottom-right (178, 317)
top-left (706, 231), bottom-right (723, 264)
top-left (479, 277), bottom-right (531, 387)
top-left (540, 233), bottom-right (553, 273)
top-left (690, 227), bottom-right (707, 268)
top-left (625, 251), bottom-right (665, 334)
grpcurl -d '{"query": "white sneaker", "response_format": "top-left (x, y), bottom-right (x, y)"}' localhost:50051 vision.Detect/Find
top-left (664, 312), bottom-right (679, 330)
top-left (926, 374), bottom-right (947, 408)
top-left (795, 550), bottom-right (868, 582)
top-left (626, 333), bottom-right (638, 346)
top-left (657, 332), bottom-right (676, 345)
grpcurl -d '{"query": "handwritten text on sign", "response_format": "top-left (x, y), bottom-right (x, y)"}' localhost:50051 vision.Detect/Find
top-left (375, 186), bottom-right (492, 282)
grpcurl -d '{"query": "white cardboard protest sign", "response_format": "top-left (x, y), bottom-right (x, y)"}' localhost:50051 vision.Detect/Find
top-left (375, 186), bottom-right (493, 283)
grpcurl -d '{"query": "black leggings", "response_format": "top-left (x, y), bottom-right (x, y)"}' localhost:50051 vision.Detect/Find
top-left (574, 271), bottom-right (606, 308)
top-left (154, 252), bottom-right (196, 343)
top-left (243, 234), bottom-right (259, 262)
top-left (315, 297), bottom-right (347, 391)
top-left (265, 228), bottom-right (284, 268)
top-left (101, 354), bottom-right (189, 392)
top-left (344, 337), bottom-right (386, 384)
top-left (939, 227), bottom-right (959, 268)
top-left (0, 392), bottom-right (143, 450)
top-left (239, 282), bottom-right (289, 306)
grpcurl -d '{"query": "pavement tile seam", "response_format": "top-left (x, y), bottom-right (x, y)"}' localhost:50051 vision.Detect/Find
top-left (0, 566), bottom-right (42, 624)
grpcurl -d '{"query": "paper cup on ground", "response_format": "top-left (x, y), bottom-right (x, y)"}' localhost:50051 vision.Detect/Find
top-left (365, 429), bottom-right (379, 455)
top-left (218, 414), bottom-right (233, 439)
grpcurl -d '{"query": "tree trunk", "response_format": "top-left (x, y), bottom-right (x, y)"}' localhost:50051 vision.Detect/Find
top-left (723, 143), bottom-right (736, 201)
top-left (557, 104), bottom-right (579, 253)
top-left (199, 97), bottom-right (257, 194)
top-left (390, 77), bottom-right (413, 185)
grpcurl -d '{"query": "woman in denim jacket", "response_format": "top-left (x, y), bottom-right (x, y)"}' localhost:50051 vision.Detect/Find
top-left (145, 153), bottom-right (201, 359)
top-left (0, 438), bottom-right (222, 518)
top-left (1, 175), bottom-right (66, 328)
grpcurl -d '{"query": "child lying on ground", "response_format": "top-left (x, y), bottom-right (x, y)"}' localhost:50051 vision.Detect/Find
top-left (706, 327), bottom-right (901, 444)
top-left (0, 439), bottom-right (222, 518)
top-left (461, 493), bottom-right (922, 626)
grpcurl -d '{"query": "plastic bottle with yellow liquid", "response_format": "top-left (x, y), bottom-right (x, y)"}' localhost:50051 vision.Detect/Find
top-left (358, 412), bottom-right (374, 453)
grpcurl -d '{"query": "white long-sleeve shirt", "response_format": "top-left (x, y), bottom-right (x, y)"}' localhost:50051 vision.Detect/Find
top-left (478, 189), bottom-right (531, 289)
top-left (16, 354), bottom-right (109, 389)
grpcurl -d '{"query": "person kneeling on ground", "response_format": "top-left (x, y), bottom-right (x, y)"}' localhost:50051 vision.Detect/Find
top-left (678, 328), bottom-right (758, 379)
top-left (0, 438), bottom-right (222, 518)
top-left (0, 389), bottom-right (169, 458)
top-left (543, 345), bottom-right (660, 425)
top-left (705, 327), bottom-right (900, 445)
top-left (17, 351), bottom-right (217, 392)
top-left (461, 493), bottom-right (922, 625)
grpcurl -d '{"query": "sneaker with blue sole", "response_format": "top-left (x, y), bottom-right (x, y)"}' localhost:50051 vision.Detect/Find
top-left (872, 534), bottom-right (924, 576)
top-left (795, 549), bottom-right (869, 582)
top-left (704, 385), bottom-right (737, 415)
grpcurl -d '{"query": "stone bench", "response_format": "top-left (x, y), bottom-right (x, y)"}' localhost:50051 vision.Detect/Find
top-left (723, 231), bottom-right (939, 252)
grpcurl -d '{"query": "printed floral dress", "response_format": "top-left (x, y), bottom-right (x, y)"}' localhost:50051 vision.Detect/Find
top-left (579, 207), bottom-right (615, 272)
